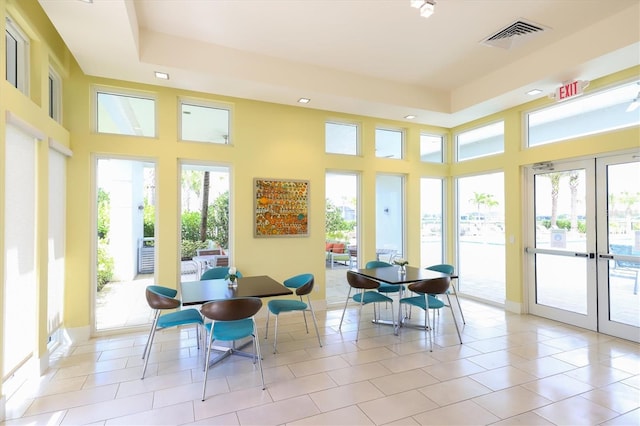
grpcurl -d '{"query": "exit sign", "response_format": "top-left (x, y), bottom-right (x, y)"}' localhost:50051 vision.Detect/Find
top-left (553, 80), bottom-right (589, 102)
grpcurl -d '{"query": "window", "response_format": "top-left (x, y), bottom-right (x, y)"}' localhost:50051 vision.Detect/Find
top-left (375, 127), bottom-right (403, 159)
top-left (420, 178), bottom-right (443, 266)
top-left (48, 67), bottom-right (62, 122)
top-left (456, 172), bottom-right (505, 304)
top-left (325, 121), bottom-right (358, 155)
top-left (456, 121), bottom-right (504, 161)
top-left (180, 100), bottom-right (231, 144)
top-left (376, 174), bottom-right (405, 260)
top-left (95, 88), bottom-right (156, 137)
top-left (527, 80), bottom-right (640, 147)
top-left (420, 133), bottom-right (443, 163)
top-left (5, 16), bottom-right (29, 95)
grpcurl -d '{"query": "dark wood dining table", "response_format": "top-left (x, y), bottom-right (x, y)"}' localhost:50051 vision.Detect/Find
top-left (354, 265), bottom-right (456, 334)
top-left (180, 275), bottom-right (293, 306)
top-left (180, 275), bottom-right (293, 365)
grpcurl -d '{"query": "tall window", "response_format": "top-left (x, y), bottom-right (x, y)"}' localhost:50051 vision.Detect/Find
top-left (5, 16), bottom-right (29, 95)
top-left (325, 121), bottom-right (358, 155)
top-left (456, 172), bottom-right (505, 304)
top-left (95, 88), bottom-right (156, 137)
top-left (421, 178), bottom-right (443, 266)
top-left (420, 133), bottom-right (444, 163)
top-left (375, 128), bottom-right (403, 159)
top-left (180, 100), bottom-right (232, 144)
top-left (376, 174), bottom-right (405, 261)
top-left (456, 121), bottom-right (504, 161)
top-left (180, 164), bottom-right (231, 283)
top-left (527, 80), bottom-right (640, 147)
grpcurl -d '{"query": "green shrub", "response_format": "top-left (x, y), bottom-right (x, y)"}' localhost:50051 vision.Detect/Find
top-left (181, 239), bottom-right (209, 260)
top-left (97, 239), bottom-right (114, 292)
top-left (143, 200), bottom-right (155, 238)
top-left (181, 211), bottom-right (201, 242)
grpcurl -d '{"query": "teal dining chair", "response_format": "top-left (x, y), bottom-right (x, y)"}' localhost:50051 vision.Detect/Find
top-left (200, 266), bottom-right (243, 280)
top-left (426, 263), bottom-right (465, 324)
top-left (365, 260), bottom-right (404, 295)
top-left (265, 273), bottom-right (322, 353)
top-left (399, 276), bottom-right (462, 351)
top-left (200, 297), bottom-right (265, 400)
top-left (141, 285), bottom-right (204, 379)
top-left (339, 270), bottom-right (395, 341)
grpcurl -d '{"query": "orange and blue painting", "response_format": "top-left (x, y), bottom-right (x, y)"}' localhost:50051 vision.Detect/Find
top-left (254, 178), bottom-right (309, 237)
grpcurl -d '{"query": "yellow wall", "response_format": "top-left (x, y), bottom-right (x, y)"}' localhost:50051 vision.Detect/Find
top-left (1, 0), bottom-right (639, 374)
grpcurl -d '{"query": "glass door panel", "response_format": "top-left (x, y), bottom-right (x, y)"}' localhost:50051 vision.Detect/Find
top-left (527, 160), bottom-right (596, 329)
top-left (597, 155), bottom-right (640, 341)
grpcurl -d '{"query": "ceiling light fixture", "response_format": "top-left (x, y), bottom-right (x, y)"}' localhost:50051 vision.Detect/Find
top-left (154, 71), bottom-right (169, 80)
top-left (626, 92), bottom-right (640, 112)
top-left (526, 89), bottom-right (542, 96)
top-left (410, 0), bottom-right (436, 18)
top-left (298, 98), bottom-right (310, 104)
top-left (405, 115), bottom-right (416, 119)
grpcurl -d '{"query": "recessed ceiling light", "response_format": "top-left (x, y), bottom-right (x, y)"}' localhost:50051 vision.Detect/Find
top-left (527, 89), bottom-right (542, 95)
top-left (155, 71), bottom-right (169, 80)
top-left (405, 115), bottom-right (416, 119)
top-left (298, 98), bottom-right (310, 104)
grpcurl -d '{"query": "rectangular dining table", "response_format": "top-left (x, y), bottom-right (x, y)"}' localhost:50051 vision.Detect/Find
top-left (180, 275), bottom-right (293, 306)
top-left (354, 265), bottom-right (457, 334)
top-left (180, 275), bottom-right (293, 365)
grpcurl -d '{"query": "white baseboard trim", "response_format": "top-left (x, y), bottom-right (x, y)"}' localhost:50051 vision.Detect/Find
top-left (64, 326), bottom-right (91, 344)
top-left (505, 300), bottom-right (523, 314)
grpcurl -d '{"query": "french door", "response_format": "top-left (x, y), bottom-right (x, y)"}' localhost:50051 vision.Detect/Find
top-left (526, 154), bottom-right (639, 342)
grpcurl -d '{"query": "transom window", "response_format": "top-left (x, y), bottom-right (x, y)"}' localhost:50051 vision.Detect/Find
top-left (420, 133), bottom-right (444, 163)
top-left (456, 121), bottom-right (504, 161)
top-left (95, 88), bottom-right (156, 137)
top-left (325, 121), bottom-right (359, 155)
top-left (375, 127), bottom-right (404, 159)
top-left (527, 80), bottom-right (640, 147)
top-left (180, 100), bottom-right (232, 144)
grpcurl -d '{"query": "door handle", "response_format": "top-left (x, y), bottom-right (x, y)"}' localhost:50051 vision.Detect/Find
top-left (599, 254), bottom-right (614, 260)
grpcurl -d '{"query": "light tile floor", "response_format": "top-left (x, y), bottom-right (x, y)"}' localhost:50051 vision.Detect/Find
top-left (4, 300), bottom-right (640, 425)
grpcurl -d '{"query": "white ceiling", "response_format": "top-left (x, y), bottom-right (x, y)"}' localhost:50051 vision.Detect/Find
top-left (38, 0), bottom-right (640, 128)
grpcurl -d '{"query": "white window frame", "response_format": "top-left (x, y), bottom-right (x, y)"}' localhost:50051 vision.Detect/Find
top-left (375, 126), bottom-right (405, 159)
top-left (48, 66), bottom-right (62, 123)
top-left (455, 120), bottom-right (504, 162)
top-left (325, 120), bottom-right (360, 156)
top-left (93, 86), bottom-right (158, 137)
top-left (420, 132), bottom-right (444, 163)
top-left (5, 15), bottom-right (30, 95)
top-left (179, 98), bottom-right (233, 144)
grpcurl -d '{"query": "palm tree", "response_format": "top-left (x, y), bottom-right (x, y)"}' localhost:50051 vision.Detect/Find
top-left (199, 171), bottom-right (210, 242)
top-left (569, 171), bottom-right (579, 231)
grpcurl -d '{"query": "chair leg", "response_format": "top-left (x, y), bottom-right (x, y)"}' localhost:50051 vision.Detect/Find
top-left (338, 288), bottom-right (353, 330)
top-left (307, 295), bottom-right (322, 348)
top-left (202, 334), bottom-right (214, 401)
top-left (300, 298), bottom-right (309, 333)
top-left (427, 308), bottom-right (434, 352)
top-left (272, 315), bottom-right (279, 354)
top-left (356, 299), bottom-right (365, 341)
top-left (252, 323), bottom-right (265, 390)
top-left (445, 294), bottom-right (463, 344)
top-left (141, 312), bottom-right (160, 379)
top-left (264, 310), bottom-right (270, 339)
top-left (142, 310), bottom-right (160, 360)
top-left (449, 280), bottom-right (466, 324)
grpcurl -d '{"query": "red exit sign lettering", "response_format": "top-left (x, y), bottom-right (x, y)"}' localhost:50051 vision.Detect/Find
top-left (553, 80), bottom-right (589, 102)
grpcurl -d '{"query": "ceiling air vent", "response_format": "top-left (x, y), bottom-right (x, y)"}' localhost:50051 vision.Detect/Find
top-left (481, 19), bottom-right (548, 50)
